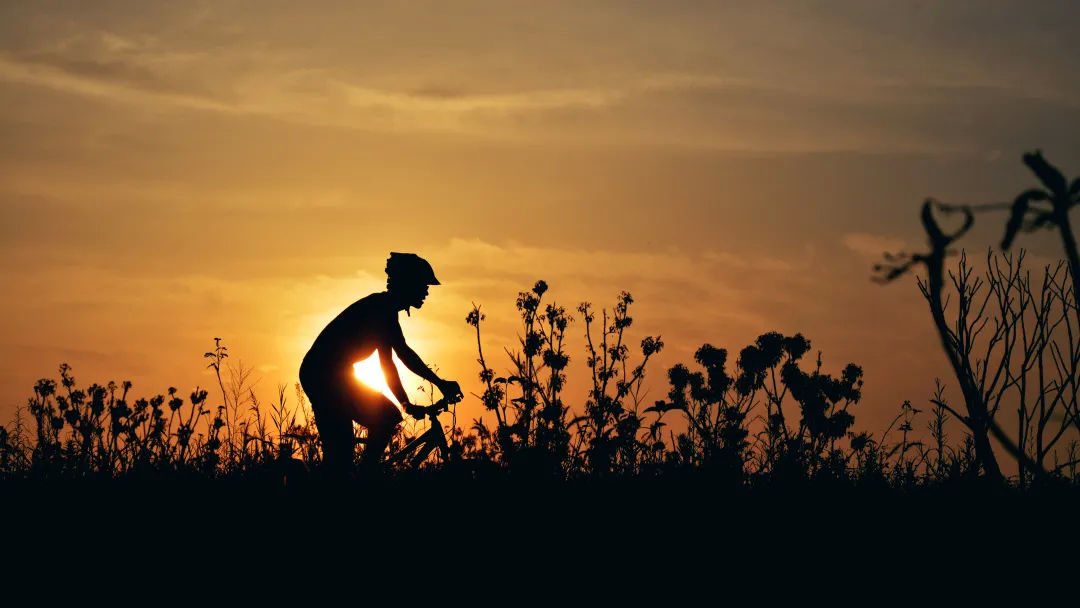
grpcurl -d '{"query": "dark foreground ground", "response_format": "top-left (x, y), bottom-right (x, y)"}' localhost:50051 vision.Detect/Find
top-left (6, 474), bottom-right (1079, 536)
top-left (4, 476), bottom-right (1077, 596)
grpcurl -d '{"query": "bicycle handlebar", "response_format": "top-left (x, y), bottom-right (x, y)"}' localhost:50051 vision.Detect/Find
top-left (409, 394), bottom-right (463, 420)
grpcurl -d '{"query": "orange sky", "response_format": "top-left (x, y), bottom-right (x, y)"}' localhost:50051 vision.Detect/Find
top-left (1, 1), bottom-right (1076, 448)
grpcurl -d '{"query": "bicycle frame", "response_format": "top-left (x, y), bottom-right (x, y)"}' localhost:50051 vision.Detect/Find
top-left (387, 399), bottom-right (455, 469)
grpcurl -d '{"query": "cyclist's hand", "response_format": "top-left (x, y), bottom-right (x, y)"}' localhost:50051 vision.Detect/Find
top-left (404, 403), bottom-right (427, 419)
top-left (439, 380), bottom-right (463, 403)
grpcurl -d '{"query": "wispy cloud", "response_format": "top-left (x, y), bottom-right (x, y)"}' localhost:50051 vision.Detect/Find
top-left (842, 233), bottom-right (909, 259)
top-left (0, 52), bottom-right (240, 114)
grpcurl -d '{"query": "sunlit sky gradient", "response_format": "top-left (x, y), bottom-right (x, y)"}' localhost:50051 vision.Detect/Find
top-left (1, 1), bottom-right (1076, 438)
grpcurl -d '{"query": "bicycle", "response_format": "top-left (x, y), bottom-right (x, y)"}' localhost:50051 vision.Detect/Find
top-left (385, 394), bottom-right (463, 470)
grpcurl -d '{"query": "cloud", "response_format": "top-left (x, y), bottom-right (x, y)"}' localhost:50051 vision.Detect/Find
top-left (437, 237), bottom-right (792, 289)
top-left (0, 52), bottom-right (239, 114)
top-left (842, 233), bottom-right (909, 258)
top-left (341, 83), bottom-right (620, 113)
top-left (427, 238), bottom-right (813, 337)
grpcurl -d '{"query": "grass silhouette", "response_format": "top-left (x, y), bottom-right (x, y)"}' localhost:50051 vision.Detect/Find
top-left (4, 262), bottom-right (1076, 492)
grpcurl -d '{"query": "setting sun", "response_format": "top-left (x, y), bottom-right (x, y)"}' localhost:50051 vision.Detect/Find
top-left (353, 351), bottom-right (403, 406)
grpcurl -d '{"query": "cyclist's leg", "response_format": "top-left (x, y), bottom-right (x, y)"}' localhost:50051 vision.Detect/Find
top-left (311, 404), bottom-right (356, 477)
top-left (348, 385), bottom-right (403, 471)
top-left (360, 422), bottom-right (395, 472)
top-left (300, 372), bottom-right (358, 478)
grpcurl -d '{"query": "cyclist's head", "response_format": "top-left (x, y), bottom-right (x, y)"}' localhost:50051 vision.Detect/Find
top-left (385, 252), bottom-right (440, 310)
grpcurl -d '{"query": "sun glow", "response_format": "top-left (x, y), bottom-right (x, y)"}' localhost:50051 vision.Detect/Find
top-left (352, 351), bottom-right (402, 406)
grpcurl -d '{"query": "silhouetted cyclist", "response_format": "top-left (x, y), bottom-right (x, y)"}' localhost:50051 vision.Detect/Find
top-left (299, 252), bottom-right (463, 477)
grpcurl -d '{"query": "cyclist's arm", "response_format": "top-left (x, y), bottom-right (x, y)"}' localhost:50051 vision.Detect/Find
top-left (393, 339), bottom-right (443, 387)
top-left (379, 346), bottom-right (411, 406)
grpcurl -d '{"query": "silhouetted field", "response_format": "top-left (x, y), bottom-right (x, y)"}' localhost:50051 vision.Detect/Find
top-left (3, 151), bottom-right (1078, 500)
top-left (3, 267), bottom-right (1077, 496)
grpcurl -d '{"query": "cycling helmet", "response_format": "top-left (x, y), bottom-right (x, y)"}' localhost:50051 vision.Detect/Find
top-left (385, 252), bottom-right (440, 286)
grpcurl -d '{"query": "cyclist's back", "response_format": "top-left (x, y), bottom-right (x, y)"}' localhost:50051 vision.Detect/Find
top-left (300, 291), bottom-right (401, 385)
